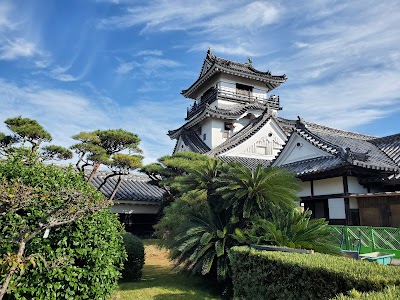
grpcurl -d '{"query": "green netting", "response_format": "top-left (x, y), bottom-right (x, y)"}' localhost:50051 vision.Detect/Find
top-left (373, 227), bottom-right (400, 249)
top-left (329, 225), bottom-right (400, 258)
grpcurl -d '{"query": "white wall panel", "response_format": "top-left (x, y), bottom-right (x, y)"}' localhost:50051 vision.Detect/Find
top-left (297, 181), bottom-right (311, 197)
top-left (347, 176), bottom-right (368, 194)
top-left (111, 203), bottom-right (159, 214)
top-left (328, 198), bottom-right (346, 219)
top-left (314, 177), bottom-right (344, 196)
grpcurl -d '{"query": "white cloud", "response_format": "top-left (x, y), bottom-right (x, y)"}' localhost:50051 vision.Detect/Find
top-left (115, 61), bottom-right (136, 74)
top-left (0, 2), bottom-right (15, 29)
top-left (294, 42), bottom-right (309, 49)
top-left (0, 2), bottom-right (43, 61)
top-left (115, 56), bottom-right (182, 77)
top-left (99, 1), bottom-right (281, 34)
top-left (0, 79), bottom-right (180, 165)
top-left (135, 49), bottom-right (163, 56)
top-left (0, 38), bottom-right (39, 60)
top-left (280, 69), bottom-right (400, 130)
top-left (190, 42), bottom-right (259, 57)
top-left (206, 2), bottom-right (279, 30)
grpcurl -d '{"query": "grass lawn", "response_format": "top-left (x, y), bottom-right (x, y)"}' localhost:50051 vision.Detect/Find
top-left (111, 240), bottom-right (221, 300)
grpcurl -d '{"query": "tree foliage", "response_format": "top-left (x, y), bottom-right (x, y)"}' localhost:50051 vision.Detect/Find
top-left (141, 151), bottom-right (211, 209)
top-left (0, 116), bottom-right (72, 161)
top-left (4, 116), bottom-right (52, 152)
top-left (41, 145), bottom-right (73, 160)
top-left (0, 149), bottom-right (125, 299)
top-left (71, 129), bottom-right (143, 199)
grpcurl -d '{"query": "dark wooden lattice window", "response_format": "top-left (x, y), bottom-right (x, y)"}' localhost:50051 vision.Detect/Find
top-left (236, 83), bottom-right (253, 97)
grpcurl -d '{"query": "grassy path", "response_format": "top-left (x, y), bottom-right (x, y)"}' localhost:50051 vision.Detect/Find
top-left (111, 240), bottom-right (221, 300)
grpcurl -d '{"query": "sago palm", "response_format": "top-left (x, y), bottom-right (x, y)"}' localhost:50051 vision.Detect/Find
top-left (167, 203), bottom-right (244, 282)
top-left (246, 206), bottom-right (340, 254)
top-left (217, 164), bottom-right (300, 219)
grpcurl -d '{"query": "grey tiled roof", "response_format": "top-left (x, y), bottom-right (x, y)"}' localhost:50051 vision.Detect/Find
top-left (279, 156), bottom-right (345, 176)
top-left (371, 134), bottom-right (400, 166)
top-left (182, 50), bottom-right (287, 99)
top-left (168, 103), bottom-right (267, 139)
top-left (218, 155), bottom-right (271, 170)
top-left (91, 173), bottom-right (164, 202)
top-left (181, 130), bottom-right (210, 154)
top-left (206, 103), bottom-right (267, 117)
top-left (277, 119), bottom-right (400, 176)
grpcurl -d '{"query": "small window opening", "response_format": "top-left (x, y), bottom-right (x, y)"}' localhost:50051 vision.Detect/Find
top-left (203, 133), bottom-right (206, 141)
top-left (224, 122), bottom-right (234, 130)
top-left (236, 83), bottom-right (253, 97)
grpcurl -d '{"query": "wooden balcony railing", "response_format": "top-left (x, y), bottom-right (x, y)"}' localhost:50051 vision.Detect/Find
top-left (186, 88), bottom-right (280, 120)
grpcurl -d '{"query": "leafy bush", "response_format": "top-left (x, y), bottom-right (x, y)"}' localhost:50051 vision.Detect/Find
top-left (229, 246), bottom-right (400, 300)
top-left (0, 150), bottom-right (126, 299)
top-left (121, 233), bottom-right (145, 281)
top-left (333, 286), bottom-right (400, 300)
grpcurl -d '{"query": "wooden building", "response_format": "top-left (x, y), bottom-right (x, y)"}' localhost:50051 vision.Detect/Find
top-left (91, 173), bottom-right (163, 235)
top-left (168, 50), bottom-right (400, 226)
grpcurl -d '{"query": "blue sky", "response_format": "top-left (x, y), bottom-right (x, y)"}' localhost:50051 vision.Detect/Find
top-left (0, 0), bottom-right (399, 164)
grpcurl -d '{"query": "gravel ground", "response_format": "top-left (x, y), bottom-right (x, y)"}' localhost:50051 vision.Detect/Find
top-left (391, 258), bottom-right (400, 265)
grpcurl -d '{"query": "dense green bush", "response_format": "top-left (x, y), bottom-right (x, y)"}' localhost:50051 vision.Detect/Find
top-left (0, 151), bottom-right (126, 299)
top-left (121, 233), bottom-right (145, 281)
top-left (333, 286), bottom-right (400, 300)
top-left (229, 246), bottom-right (400, 300)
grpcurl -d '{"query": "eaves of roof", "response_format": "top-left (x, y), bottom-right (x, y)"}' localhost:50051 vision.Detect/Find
top-left (91, 174), bottom-right (164, 202)
top-left (168, 103), bottom-right (267, 139)
top-left (182, 51), bottom-right (287, 99)
top-left (280, 156), bottom-right (346, 177)
top-left (349, 191), bottom-right (400, 198)
top-left (181, 130), bottom-right (210, 154)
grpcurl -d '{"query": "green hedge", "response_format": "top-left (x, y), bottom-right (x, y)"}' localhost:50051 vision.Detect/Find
top-left (334, 286), bottom-right (400, 299)
top-left (121, 233), bottom-right (145, 281)
top-left (229, 246), bottom-right (400, 300)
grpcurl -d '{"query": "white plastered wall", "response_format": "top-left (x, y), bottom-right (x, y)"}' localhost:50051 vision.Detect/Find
top-left (221, 118), bottom-right (287, 160)
top-left (347, 176), bottom-right (368, 194)
top-left (111, 202), bottom-right (159, 214)
top-left (273, 133), bottom-right (334, 166)
top-left (214, 99), bottom-right (237, 108)
top-left (314, 177), bottom-right (344, 195)
top-left (201, 119), bottom-right (214, 148)
top-left (298, 181), bottom-right (311, 197)
top-left (211, 119), bottom-right (227, 148)
top-left (174, 136), bottom-right (189, 153)
top-left (328, 198), bottom-right (346, 219)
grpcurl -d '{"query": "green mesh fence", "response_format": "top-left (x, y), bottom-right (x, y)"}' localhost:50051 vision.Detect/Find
top-left (329, 225), bottom-right (400, 258)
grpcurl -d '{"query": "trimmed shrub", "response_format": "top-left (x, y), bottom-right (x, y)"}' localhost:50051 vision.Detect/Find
top-left (121, 233), bottom-right (145, 281)
top-left (334, 286), bottom-right (400, 300)
top-left (0, 151), bottom-right (126, 299)
top-left (229, 246), bottom-right (400, 300)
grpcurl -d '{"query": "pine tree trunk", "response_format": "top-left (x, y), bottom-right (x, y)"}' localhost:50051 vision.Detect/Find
top-left (109, 175), bottom-right (122, 201)
top-left (88, 163), bottom-right (100, 182)
top-left (0, 241), bottom-right (26, 300)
